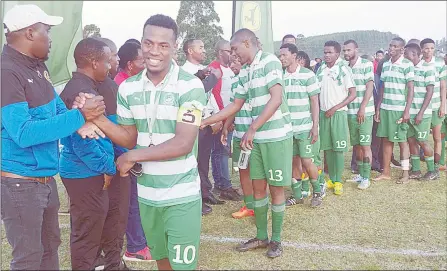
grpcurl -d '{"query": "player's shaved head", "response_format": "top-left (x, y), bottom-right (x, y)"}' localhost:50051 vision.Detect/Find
top-left (231, 28), bottom-right (257, 46)
top-left (406, 38), bottom-right (420, 46)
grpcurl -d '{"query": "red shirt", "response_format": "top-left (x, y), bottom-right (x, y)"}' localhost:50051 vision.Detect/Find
top-left (114, 71), bottom-right (130, 86)
top-left (373, 60), bottom-right (379, 74)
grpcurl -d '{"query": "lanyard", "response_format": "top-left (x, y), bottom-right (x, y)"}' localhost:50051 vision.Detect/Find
top-left (143, 63), bottom-right (174, 146)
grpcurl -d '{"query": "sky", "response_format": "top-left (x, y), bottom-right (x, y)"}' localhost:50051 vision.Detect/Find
top-left (82, 1), bottom-right (447, 48)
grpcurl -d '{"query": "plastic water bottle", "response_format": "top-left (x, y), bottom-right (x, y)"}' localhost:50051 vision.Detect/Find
top-left (238, 149), bottom-right (251, 169)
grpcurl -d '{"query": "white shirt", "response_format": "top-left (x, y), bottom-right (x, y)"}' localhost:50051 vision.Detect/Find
top-left (219, 65), bottom-right (235, 107)
top-left (318, 58), bottom-right (355, 112)
top-left (181, 60), bottom-right (220, 120)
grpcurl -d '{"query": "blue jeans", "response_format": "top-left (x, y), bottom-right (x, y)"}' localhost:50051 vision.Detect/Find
top-left (211, 131), bottom-right (232, 190)
top-left (125, 175), bottom-right (147, 253)
top-left (1, 177), bottom-right (61, 270)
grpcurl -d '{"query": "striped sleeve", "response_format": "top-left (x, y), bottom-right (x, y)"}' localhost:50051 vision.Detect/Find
top-left (341, 66), bottom-right (355, 90)
top-left (234, 76), bottom-right (248, 100)
top-left (440, 64), bottom-right (447, 81)
top-left (364, 61), bottom-right (374, 83)
top-left (117, 85), bottom-right (135, 125)
top-left (425, 66), bottom-right (436, 86)
top-left (306, 74), bottom-right (320, 96)
top-left (264, 58), bottom-right (283, 89)
top-left (404, 64), bottom-right (415, 83)
top-left (178, 77), bottom-right (207, 112)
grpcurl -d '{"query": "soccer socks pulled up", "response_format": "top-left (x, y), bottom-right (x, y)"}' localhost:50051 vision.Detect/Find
top-left (291, 178), bottom-right (302, 199)
top-left (425, 156), bottom-right (435, 172)
top-left (334, 151), bottom-right (345, 183)
top-left (440, 138), bottom-right (446, 166)
top-left (310, 179), bottom-right (321, 193)
top-left (254, 196), bottom-right (269, 240)
top-left (411, 155), bottom-right (421, 172)
top-left (326, 150), bottom-right (336, 181)
top-left (357, 160), bottom-right (364, 177)
top-left (302, 179), bottom-right (310, 192)
top-left (244, 195), bottom-right (254, 210)
top-left (318, 169), bottom-right (324, 185)
top-left (363, 161), bottom-right (371, 179)
top-left (271, 202), bottom-right (285, 242)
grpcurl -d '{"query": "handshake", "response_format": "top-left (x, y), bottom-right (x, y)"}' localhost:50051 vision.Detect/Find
top-left (72, 93), bottom-right (107, 140)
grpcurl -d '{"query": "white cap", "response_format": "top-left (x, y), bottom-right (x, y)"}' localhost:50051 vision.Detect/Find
top-left (3, 4), bottom-right (63, 33)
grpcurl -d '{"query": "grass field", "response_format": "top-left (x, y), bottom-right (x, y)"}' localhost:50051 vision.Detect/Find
top-left (1, 148), bottom-right (446, 270)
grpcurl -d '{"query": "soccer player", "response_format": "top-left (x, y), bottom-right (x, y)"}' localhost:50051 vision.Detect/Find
top-left (282, 34), bottom-right (296, 45)
top-left (79, 15), bottom-right (207, 270)
top-left (202, 28), bottom-right (293, 258)
top-left (221, 55), bottom-right (255, 219)
top-left (375, 37), bottom-right (415, 184)
top-left (343, 40), bottom-right (375, 189)
top-left (420, 38), bottom-right (446, 175)
top-left (404, 43), bottom-right (437, 180)
top-left (316, 41), bottom-right (356, 195)
top-left (279, 43), bottom-right (323, 207)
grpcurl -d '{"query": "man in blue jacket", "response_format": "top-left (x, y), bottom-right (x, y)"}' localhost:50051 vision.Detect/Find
top-left (1, 5), bottom-right (105, 270)
top-left (59, 37), bottom-right (128, 270)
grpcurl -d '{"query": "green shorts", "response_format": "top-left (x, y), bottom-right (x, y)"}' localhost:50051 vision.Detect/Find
top-left (232, 138), bottom-right (242, 168)
top-left (348, 115), bottom-right (374, 146)
top-left (292, 133), bottom-right (320, 159)
top-left (442, 117), bottom-right (447, 135)
top-left (431, 110), bottom-right (446, 128)
top-left (250, 137), bottom-right (293, 186)
top-left (376, 109), bottom-right (408, 143)
top-left (139, 199), bottom-right (202, 270)
top-left (408, 118), bottom-right (431, 142)
top-left (319, 110), bottom-right (349, 152)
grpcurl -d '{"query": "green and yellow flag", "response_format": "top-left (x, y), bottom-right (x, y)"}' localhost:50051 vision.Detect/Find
top-left (234, 1), bottom-right (274, 53)
top-left (1, 1), bottom-right (83, 89)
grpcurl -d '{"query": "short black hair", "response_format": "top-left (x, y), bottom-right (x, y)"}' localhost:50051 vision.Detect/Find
top-left (93, 37), bottom-right (117, 53)
top-left (279, 43), bottom-right (298, 57)
top-left (143, 14), bottom-right (178, 41)
top-left (297, 51), bottom-right (311, 69)
top-left (392, 37), bottom-right (406, 46)
top-left (344, 39), bottom-right (358, 48)
top-left (74, 38), bottom-right (108, 68)
top-left (282, 34), bottom-right (296, 43)
top-left (125, 38), bottom-right (141, 46)
top-left (118, 42), bottom-right (141, 69)
top-left (405, 43), bottom-right (421, 55)
top-left (376, 50), bottom-right (384, 55)
top-left (420, 38), bottom-right (435, 48)
top-left (183, 39), bottom-right (200, 55)
top-left (324, 40), bottom-right (341, 53)
top-left (231, 28), bottom-right (257, 46)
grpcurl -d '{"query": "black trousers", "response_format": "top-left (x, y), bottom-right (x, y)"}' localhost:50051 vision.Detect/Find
top-left (62, 174), bottom-right (130, 270)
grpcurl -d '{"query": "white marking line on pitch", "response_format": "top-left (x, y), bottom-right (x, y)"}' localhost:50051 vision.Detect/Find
top-left (56, 223), bottom-right (445, 257)
top-left (200, 235), bottom-right (446, 257)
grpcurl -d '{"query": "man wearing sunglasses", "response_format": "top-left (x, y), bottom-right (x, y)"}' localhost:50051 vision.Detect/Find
top-left (207, 40), bottom-right (242, 202)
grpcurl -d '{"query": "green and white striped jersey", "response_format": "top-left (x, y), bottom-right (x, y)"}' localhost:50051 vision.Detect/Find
top-left (117, 63), bottom-right (207, 207)
top-left (380, 55), bottom-right (415, 112)
top-left (233, 50), bottom-right (292, 143)
top-left (347, 57), bottom-right (375, 116)
top-left (283, 66), bottom-right (320, 136)
top-left (410, 60), bottom-right (436, 118)
top-left (421, 56), bottom-right (447, 111)
top-left (229, 75), bottom-right (251, 139)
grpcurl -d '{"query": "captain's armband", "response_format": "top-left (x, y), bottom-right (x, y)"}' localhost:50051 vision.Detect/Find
top-left (177, 106), bottom-right (202, 126)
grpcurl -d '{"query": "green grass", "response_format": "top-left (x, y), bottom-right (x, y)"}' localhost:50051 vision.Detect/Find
top-left (2, 147), bottom-right (446, 270)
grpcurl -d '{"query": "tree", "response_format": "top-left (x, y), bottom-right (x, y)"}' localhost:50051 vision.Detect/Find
top-left (83, 24), bottom-right (101, 38)
top-left (176, 1), bottom-right (224, 65)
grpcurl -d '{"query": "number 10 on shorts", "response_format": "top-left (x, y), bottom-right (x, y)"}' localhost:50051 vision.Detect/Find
top-left (173, 245), bottom-right (196, 265)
